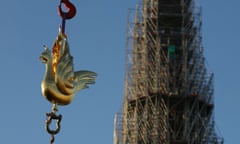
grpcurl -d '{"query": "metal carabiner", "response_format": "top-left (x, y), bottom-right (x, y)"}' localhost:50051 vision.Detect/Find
top-left (58, 0), bottom-right (76, 20)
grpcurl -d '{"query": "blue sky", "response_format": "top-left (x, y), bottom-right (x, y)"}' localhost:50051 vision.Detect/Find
top-left (0, 0), bottom-right (239, 144)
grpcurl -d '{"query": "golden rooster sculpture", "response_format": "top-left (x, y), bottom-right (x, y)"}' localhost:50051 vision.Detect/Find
top-left (40, 29), bottom-right (97, 105)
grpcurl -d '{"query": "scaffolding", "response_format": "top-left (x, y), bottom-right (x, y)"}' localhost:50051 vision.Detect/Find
top-left (114, 0), bottom-right (223, 144)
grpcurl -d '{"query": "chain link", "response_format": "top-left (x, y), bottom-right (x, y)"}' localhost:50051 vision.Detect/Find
top-left (45, 104), bottom-right (62, 144)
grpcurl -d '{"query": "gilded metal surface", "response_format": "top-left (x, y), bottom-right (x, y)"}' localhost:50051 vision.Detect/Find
top-left (40, 29), bottom-right (97, 105)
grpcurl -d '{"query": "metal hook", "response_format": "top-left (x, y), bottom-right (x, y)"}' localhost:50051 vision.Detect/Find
top-left (58, 0), bottom-right (76, 20)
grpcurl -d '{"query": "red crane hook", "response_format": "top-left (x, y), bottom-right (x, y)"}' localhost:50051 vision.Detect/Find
top-left (58, 0), bottom-right (76, 20)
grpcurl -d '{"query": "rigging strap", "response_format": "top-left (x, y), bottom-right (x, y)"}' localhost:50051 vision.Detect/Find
top-left (58, 0), bottom-right (77, 33)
